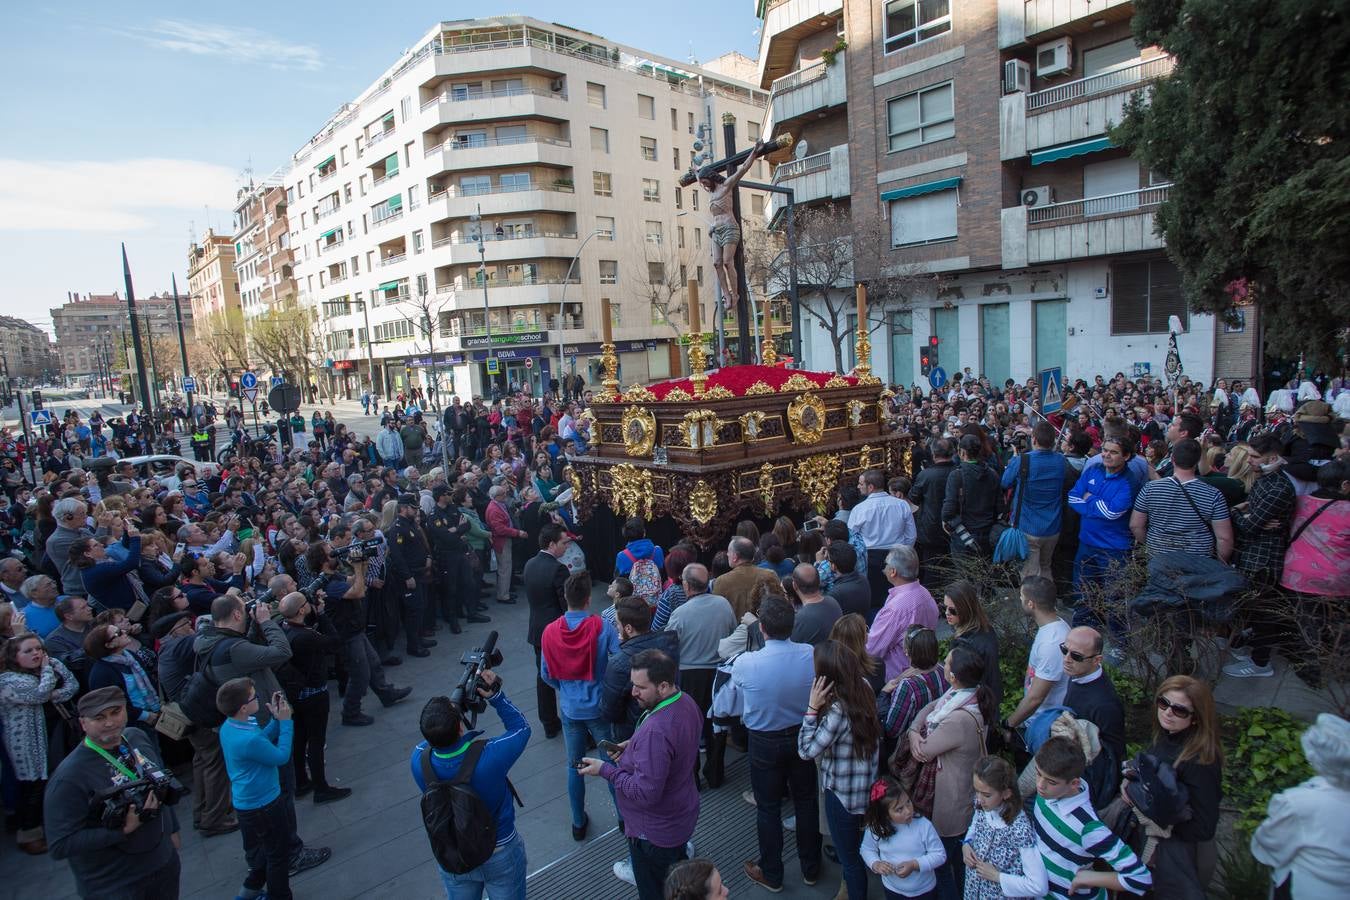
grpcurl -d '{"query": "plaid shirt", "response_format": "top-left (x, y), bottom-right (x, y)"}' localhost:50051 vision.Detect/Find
top-left (878, 668), bottom-right (948, 741)
top-left (1233, 471), bottom-right (1296, 583)
top-left (798, 699), bottom-right (879, 814)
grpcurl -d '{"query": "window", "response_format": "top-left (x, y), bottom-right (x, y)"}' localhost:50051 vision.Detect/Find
top-left (642, 178), bottom-right (661, 202)
top-left (640, 136), bottom-right (658, 161)
top-left (688, 112), bottom-right (695, 134)
top-left (400, 96), bottom-right (411, 120)
top-left (675, 186), bottom-right (683, 210)
top-left (648, 262), bottom-right (666, 284)
top-left (677, 225), bottom-right (686, 248)
top-left (889, 188), bottom-right (958, 247)
top-left (748, 121), bottom-right (761, 141)
top-left (590, 127), bottom-right (610, 153)
top-left (887, 82), bottom-right (954, 151)
top-left (694, 228), bottom-right (702, 249)
top-left (637, 94), bottom-right (655, 119)
top-left (609, 303), bottom-right (622, 327)
top-left (492, 78), bottom-right (523, 94)
top-left (498, 172), bottom-right (530, 191)
top-left (696, 265), bottom-right (704, 284)
top-left (1110, 258), bottom-right (1186, 334)
top-left (587, 82), bottom-right (606, 107)
top-left (752, 195), bottom-right (764, 216)
top-left (416, 274), bottom-right (428, 295)
top-left (459, 175), bottom-right (491, 196)
top-left (692, 189), bottom-right (699, 210)
top-left (671, 108), bottom-right (678, 130)
top-left (673, 148), bottom-right (680, 171)
top-left (592, 171), bottom-right (613, 197)
top-left (645, 220), bottom-right (663, 244)
top-left (451, 81), bottom-right (483, 100)
top-left (494, 124), bottom-right (527, 144)
top-left (1084, 38), bottom-right (1140, 77)
top-left (884, 0), bottom-right (952, 53)
top-left (455, 131), bottom-right (488, 148)
top-left (596, 216), bottom-right (615, 239)
top-left (412, 230), bottom-right (424, 254)
top-left (599, 260), bottom-right (618, 284)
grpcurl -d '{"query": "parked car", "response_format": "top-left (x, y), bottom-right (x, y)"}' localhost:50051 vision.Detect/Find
top-left (119, 455), bottom-right (220, 482)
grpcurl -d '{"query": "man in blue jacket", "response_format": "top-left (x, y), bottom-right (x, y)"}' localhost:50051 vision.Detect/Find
top-left (1067, 434), bottom-right (1140, 647)
top-left (1001, 422), bottom-right (1069, 580)
top-left (411, 670), bottom-right (530, 900)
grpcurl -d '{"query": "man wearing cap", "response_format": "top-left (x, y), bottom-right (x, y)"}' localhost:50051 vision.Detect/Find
top-left (385, 493), bottom-right (436, 658)
top-left (44, 686), bottom-right (183, 898)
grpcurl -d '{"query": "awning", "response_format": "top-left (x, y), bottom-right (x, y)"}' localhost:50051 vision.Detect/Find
top-left (880, 176), bottom-right (962, 203)
top-left (378, 280), bottom-right (400, 291)
top-left (1031, 136), bottom-right (1113, 166)
top-left (382, 112), bottom-right (395, 123)
top-left (384, 154), bottom-right (399, 175)
top-left (316, 155), bottom-right (335, 170)
top-left (320, 228), bottom-right (338, 239)
top-left (387, 194), bottom-right (403, 210)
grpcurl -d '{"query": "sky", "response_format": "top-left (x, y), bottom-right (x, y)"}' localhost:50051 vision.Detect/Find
top-left (0, 2), bottom-right (764, 335)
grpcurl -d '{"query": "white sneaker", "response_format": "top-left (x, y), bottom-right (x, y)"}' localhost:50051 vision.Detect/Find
top-left (686, 841), bottom-right (695, 858)
top-left (742, 789), bottom-right (757, 807)
top-left (613, 859), bottom-right (635, 885)
top-left (784, 815), bottom-right (796, 831)
top-left (1223, 659), bottom-right (1274, 678)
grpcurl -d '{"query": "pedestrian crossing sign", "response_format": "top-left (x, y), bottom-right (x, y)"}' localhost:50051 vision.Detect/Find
top-left (1040, 367), bottom-right (1064, 414)
top-left (29, 409), bottom-right (53, 427)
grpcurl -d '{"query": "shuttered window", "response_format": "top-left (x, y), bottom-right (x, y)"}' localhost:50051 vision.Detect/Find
top-left (1111, 258), bottom-right (1187, 334)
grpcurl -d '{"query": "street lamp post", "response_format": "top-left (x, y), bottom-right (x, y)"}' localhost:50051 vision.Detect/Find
top-left (469, 205), bottom-right (493, 399)
top-left (556, 229), bottom-right (607, 399)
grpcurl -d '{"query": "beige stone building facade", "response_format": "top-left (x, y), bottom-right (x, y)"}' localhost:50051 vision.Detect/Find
top-left (0, 316), bottom-right (59, 382)
top-left (50, 292), bottom-right (193, 381)
top-left (187, 230), bottom-right (242, 324)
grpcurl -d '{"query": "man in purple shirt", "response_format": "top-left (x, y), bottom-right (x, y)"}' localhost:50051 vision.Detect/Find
top-left (579, 649), bottom-right (700, 900)
top-left (865, 546), bottom-right (940, 681)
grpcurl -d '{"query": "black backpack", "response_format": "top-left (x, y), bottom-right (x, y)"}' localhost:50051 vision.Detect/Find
top-left (419, 741), bottom-right (499, 874)
top-left (178, 637), bottom-right (240, 728)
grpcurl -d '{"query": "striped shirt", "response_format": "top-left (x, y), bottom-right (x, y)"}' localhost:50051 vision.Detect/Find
top-left (1132, 475), bottom-right (1229, 555)
top-left (1033, 785), bottom-right (1151, 897)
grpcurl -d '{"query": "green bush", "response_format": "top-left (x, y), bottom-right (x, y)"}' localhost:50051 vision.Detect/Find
top-left (1221, 707), bottom-right (1314, 839)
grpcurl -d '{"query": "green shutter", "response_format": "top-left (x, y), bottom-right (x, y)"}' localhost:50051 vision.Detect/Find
top-left (384, 154), bottom-right (399, 176)
top-left (383, 112), bottom-right (395, 124)
top-left (879, 176), bottom-right (962, 203)
top-left (379, 280), bottom-right (400, 291)
top-left (320, 228), bottom-right (337, 239)
top-left (387, 194), bottom-right (403, 210)
top-left (1030, 137), bottom-right (1113, 166)
top-left (316, 155), bottom-right (335, 170)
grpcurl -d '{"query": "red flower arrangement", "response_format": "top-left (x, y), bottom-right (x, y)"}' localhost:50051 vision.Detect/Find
top-left (646, 365), bottom-right (858, 400)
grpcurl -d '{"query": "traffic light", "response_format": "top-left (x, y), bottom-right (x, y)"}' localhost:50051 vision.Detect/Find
top-left (928, 335), bottom-right (940, 369)
top-left (920, 350), bottom-right (932, 376)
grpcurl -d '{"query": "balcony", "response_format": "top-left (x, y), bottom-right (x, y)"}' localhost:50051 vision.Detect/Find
top-left (432, 280), bottom-right (578, 310)
top-left (1000, 0), bottom-right (1135, 47)
top-left (1001, 184), bottom-right (1171, 266)
top-left (366, 127), bottom-right (395, 149)
top-left (421, 85), bottom-right (570, 127)
top-left (428, 180), bottom-right (577, 219)
top-left (429, 231), bottom-right (580, 265)
top-left (763, 52), bottom-right (847, 139)
top-left (319, 239), bottom-right (345, 256)
top-left (423, 134), bottom-right (572, 174)
top-left (756, 0), bottom-right (845, 88)
top-left (1001, 56), bottom-right (1174, 158)
top-left (371, 208), bottom-right (404, 229)
top-left (379, 253), bottom-right (407, 267)
top-left (765, 143), bottom-right (850, 222)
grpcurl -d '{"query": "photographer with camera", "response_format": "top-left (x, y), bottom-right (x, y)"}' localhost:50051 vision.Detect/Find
top-left (386, 493), bottom-right (436, 658)
top-left (44, 686), bottom-right (183, 899)
top-left (411, 666), bottom-right (530, 899)
top-left (277, 591), bottom-right (350, 803)
top-left (302, 540), bottom-right (411, 727)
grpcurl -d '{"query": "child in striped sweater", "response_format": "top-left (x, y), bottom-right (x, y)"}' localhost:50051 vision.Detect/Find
top-left (1031, 736), bottom-right (1151, 898)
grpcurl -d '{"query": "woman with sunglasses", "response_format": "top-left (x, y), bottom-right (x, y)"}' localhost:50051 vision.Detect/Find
top-left (940, 581), bottom-right (1001, 709)
top-left (84, 622), bottom-right (163, 748)
top-left (1129, 675), bottom-right (1223, 897)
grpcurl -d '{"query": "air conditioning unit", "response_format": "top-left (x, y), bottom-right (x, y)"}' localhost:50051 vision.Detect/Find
top-left (1022, 186), bottom-right (1053, 208)
top-left (550, 78), bottom-right (564, 92)
top-left (1036, 37), bottom-right (1073, 77)
top-left (1003, 60), bottom-right (1031, 94)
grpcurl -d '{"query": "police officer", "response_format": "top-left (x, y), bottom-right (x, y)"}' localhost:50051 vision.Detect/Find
top-left (426, 485), bottom-right (489, 635)
top-left (385, 493), bottom-right (436, 658)
top-left (191, 423), bottom-right (212, 462)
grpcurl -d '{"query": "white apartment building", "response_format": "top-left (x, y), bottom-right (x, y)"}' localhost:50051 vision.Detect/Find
top-left (286, 16), bottom-right (767, 400)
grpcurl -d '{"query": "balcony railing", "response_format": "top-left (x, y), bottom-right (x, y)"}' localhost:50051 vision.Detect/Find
top-left (420, 85), bottom-right (567, 112)
top-left (435, 275), bottom-right (581, 294)
top-left (319, 240), bottom-right (345, 255)
top-left (316, 169), bottom-right (338, 184)
top-left (429, 180), bottom-right (576, 201)
top-left (379, 253), bottom-right (407, 266)
top-left (372, 170), bottom-right (399, 187)
top-left (770, 60), bottom-right (828, 96)
top-left (366, 128), bottom-right (395, 148)
top-left (328, 272), bottom-right (348, 284)
top-left (377, 291), bottom-right (411, 304)
top-left (1028, 184), bottom-right (1172, 225)
top-left (1026, 56), bottom-right (1176, 111)
top-left (430, 230), bottom-right (578, 249)
top-left (371, 209), bottom-right (404, 227)
top-left (314, 204), bottom-right (341, 221)
top-left (423, 133), bottom-right (572, 156)
top-left (772, 150), bottom-right (832, 182)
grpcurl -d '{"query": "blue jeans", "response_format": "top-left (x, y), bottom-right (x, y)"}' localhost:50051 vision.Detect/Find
top-left (1071, 544), bottom-right (1131, 641)
top-left (748, 727), bottom-right (821, 887)
top-left (562, 715), bottom-right (616, 828)
top-left (239, 794), bottom-right (292, 900)
top-left (823, 788), bottom-right (868, 900)
top-left (438, 832), bottom-right (527, 900)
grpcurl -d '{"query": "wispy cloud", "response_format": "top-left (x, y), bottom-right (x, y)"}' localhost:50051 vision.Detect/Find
top-left (0, 158), bottom-right (239, 233)
top-left (119, 18), bottom-right (323, 72)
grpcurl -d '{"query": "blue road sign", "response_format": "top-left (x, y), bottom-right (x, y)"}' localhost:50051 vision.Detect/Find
top-left (29, 409), bottom-right (52, 427)
top-left (181, 376), bottom-right (197, 393)
top-left (239, 371), bottom-right (258, 391)
top-left (928, 366), bottom-right (948, 390)
top-left (1040, 366), bottom-right (1065, 414)
top-left (270, 376), bottom-right (285, 389)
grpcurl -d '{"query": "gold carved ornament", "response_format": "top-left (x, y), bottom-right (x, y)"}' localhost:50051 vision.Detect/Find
top-left (744, 381), bottom-right (776, 396)
top-left (793, 454), bottom-right (841, 512)
top-left (688, 479), bottom-right (718, 525)
top-left (663, 387), bottom-right (693, 402)
top-left (702, 385), bottom-right (734, 400)
top-left (848, 399), bottom-right (865, 428)
top-left (620, 405), bottom-right (657, 457)
top-left (562, 464), bottom-right (583, 498)
top-left (877, 388), bottom-right (896, 422)
top-left (757, 462), bottom-right (776, 516)
top-left (608, 464), bottom-right (654, 520)
top-left (576, 409), bottom-right (600, 446)
top-left (824, 375), bottom-right (852, 389)
top-left (858, 444), bottom-right (874, 472)
top-left (739, 410), bottom-right (767, 441)
top-left (786, 391), bottom-right (827, 445)
top-left (622, 384), bottom-right (658, 403)
top-left (681, 410), bottom-right (724, 449)
top-left (779, 373), bottom-right (816, 393)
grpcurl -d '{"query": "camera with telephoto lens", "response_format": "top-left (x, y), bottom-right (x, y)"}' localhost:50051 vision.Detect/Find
top-left (449, 631), bottom-right (504, 727)
top-left (331, 535), bottom-right (384, 563)
top-left (91, 759), bottom-right (185, 830)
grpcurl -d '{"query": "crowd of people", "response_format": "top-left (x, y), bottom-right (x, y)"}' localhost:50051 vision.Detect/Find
top-left (0, 362), bottom-right (1344, 900)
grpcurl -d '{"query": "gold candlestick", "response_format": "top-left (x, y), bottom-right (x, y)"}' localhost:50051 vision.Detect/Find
top-left (761, 297), bottom-right (777, 365)
top-left (599, 298), bottom-right (619, 401)
top-left (854, 283), bottom-right (872, 380)
top-left (688, 279), bottom-right (707, 397)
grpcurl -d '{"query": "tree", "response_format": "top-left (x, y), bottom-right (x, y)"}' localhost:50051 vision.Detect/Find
top-left (1114, 0), bottom-right (1350, 366)
top-left (389, 292), bottom-right (453, 411)
top-left (192, 309), bottom-right (250, 394)
top-left (624, 231), bottom-right (692, 340)
top-left (250, 302), bottom-right (323, 399)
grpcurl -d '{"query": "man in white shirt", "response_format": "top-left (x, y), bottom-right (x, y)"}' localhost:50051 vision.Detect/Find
top-left (1004, 576), bottom-right (1069, 731)
top-left (847, 469), bottom-right (916, 612)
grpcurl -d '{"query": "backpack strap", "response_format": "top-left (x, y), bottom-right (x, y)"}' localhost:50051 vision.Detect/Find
top-left (623, 548), bottom-right (637, 564)
top-left (1172, 477), bottom-right (1217, 554)
top-left (451, 740), bottom-right (489, 786)
top-left (1289, 499), bottom-right (1336, 545)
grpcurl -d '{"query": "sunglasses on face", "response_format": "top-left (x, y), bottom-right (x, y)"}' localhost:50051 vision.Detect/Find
top-left (1156, 697), bottom-right (1194, 719)
top-left (1059, 643), bottom-right (1100, 663)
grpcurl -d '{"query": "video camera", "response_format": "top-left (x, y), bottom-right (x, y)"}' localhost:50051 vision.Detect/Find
top-left (449, 630), bottom-right (504, 728)
top-left (331, 535), bottom-right (384, 563)
top-left (246, 573), bottom-right (331, 618)
top-left (90, 755), bottom-right (184, 830)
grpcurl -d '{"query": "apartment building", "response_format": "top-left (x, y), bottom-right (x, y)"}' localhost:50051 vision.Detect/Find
top-left (0, 316), bottom-right (59, 382)
top-left (284, 16), bottom-right (767, 399)
top-left (232, 175), bottom-right (298, 321)
top-left (187, 229), bottom-right (243, 324)
top-left (50, 292), bottom-right (193, 379)
top-left (761, 0), bottom-right (1255, 386)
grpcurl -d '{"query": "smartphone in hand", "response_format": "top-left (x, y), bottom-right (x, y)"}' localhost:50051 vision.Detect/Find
top-left (598, 740), bottom-right (623, 758)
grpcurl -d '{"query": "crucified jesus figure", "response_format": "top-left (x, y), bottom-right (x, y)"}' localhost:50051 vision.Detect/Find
top-left (698, 139), bottom-right (765, 321)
